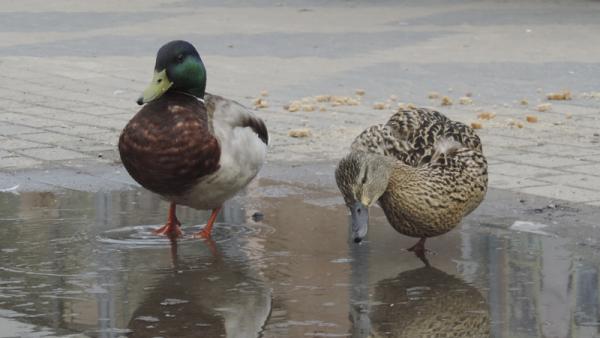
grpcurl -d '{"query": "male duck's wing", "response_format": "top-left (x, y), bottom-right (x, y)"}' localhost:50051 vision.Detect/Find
top-left (118, 93), bottom-right (221, 196)
top-left (205, 93), bottom-right (268, 146)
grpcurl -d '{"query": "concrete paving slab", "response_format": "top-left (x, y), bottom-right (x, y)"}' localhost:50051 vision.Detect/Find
top-left (18, 147), bottom-right (90, 161)
top-left (0, 155), bottom-right (42, 169)
top-left (495, 153), bottom-right (589, 168)
top-left (538, 174), bottom-right (600, 190)
top-left (488, 162), bottom-right (565, 180)
top-left (519, 185), bottom-right (600, 203)
top-left (0, 136), bottom-right (46, 150)
top-left (0, 123), bottom-right (40, 136)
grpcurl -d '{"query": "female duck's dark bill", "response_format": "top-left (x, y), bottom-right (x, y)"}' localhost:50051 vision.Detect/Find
top-left (351, 201), bottom-right (369, 243)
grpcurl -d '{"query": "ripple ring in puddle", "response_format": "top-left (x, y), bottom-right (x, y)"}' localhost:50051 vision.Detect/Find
top-left (96, 223), bottom-right (275, 247)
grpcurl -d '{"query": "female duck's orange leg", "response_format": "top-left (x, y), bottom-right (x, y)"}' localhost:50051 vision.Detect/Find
top-left (196, 207), bottom-right (222, 239)
top-left (154, 202), bottom-right (183, 238)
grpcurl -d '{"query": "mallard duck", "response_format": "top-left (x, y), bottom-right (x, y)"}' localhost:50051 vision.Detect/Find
top-left (118, 40), bottom-right (268, 239)
top-left (335, 108), bottom-right (487, 264)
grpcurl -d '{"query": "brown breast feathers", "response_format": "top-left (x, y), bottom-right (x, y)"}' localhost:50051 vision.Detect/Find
top-left (118, 92), bottom-right (221, 196)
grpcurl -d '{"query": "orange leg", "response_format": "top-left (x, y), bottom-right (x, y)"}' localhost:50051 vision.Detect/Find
top-left (195, 207), bottom-right (222, 239)
top-left (154, 202), bottom-right (183, 238)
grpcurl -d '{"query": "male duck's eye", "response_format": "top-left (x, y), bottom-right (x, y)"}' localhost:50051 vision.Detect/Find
top-left (176, 54), bottom-right (184, 62)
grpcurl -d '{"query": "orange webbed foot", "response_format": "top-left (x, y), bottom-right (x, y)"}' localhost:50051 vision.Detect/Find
top-left (194, 207), bottom-right (222, 240)
top-left (154, 202), bottom-right (183, 238)
top-left (154, 220), bottom-right (183, 238)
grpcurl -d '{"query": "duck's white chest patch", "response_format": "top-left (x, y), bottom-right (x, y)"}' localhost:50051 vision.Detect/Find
top-left (178, 123), bottom-right (267, 210)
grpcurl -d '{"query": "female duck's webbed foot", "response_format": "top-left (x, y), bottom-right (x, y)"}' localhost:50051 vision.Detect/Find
top-left (195, 206), bottom-right (222, 239)
top-left (407, 237), bottom-right (431, 267)
top-left (154, 202), bottom-right (183, 238)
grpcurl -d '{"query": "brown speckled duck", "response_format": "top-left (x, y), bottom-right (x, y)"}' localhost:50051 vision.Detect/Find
top-left (119, 40), bottom-right (268, 239)
top-left (335, 108), bottom-right (487, 264)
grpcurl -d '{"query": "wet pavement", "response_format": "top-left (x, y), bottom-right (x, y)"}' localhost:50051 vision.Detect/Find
top-left (1, 163), bottom-right (600, 338)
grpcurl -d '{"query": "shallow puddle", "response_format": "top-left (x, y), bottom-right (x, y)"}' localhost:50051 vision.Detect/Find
top-left (0, 175), bottom-right (599, 338)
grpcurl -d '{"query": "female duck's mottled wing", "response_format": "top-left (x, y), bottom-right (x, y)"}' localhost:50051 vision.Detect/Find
top-left (351, 108), bottom-right (482, 167)
top-left (118, 93), bottom-right (221, 197)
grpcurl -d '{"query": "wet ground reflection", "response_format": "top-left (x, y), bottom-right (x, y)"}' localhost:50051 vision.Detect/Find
top-left (0, 177), bottom-right (599, 337)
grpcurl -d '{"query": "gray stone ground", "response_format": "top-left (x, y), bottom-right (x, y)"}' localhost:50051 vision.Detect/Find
top-left (0, 0), bottom-right (599, 205)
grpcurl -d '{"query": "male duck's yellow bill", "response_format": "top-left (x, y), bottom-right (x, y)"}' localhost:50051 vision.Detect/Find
top-left (137, 69), bottom-right (173, 105)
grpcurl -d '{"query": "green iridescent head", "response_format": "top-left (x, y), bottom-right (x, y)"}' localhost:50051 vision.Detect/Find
top-left (137, 40), bottom-right (206, 105)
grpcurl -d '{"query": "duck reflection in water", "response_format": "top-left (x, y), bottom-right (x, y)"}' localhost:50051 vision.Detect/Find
top-left (352, 267), bottom-right (490, 338)
top-left (125, 232), bottom-right (271, 337)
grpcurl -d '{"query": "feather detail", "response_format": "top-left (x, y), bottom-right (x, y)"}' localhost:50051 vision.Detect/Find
top-left (205, 93), bottom-right (269, 145)
top-left (119, 92), bottom-right (220, 197)
top-left (430, 137), bottom-right (463, 164)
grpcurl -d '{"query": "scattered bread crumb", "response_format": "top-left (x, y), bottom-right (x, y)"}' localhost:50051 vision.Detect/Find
top-left (526, 115), bottom-right (538, 123)
top-left (330, 96), bottom-right (359, 106)
top-left (315, 95), bottom-right (330, 102)
top-left (537, 103), bottom-right (552, 112)
top-left (565, 112), bottom-right (573, 119)
top-left (520, 99), bottom-right (528, 106)
top-left (260, 90), bottom-right (269, 97)
top-left (389, 95), bottom-right (398, 101)
top-left (302, 104), bottom-right (316, 112)
top-left (286, 100), bottom-right (302, 112)
top-left (373, 102), bottom-right (387, 110)
top-left (355, 89), bottom-right (366, 96)
top-left (398, 102), bottom-right (418, 110)
top-left (253, 97), bottom-right (269, 109)
top-left (507, 119), bottom-right (524, 128)
top-left (428, 91), bottom-right (440, 99)
top-left (287, 93), bottom-right (364, 111)
top-left (441, 96), bottom-right (453, 106)
top-left (470, 122), bottom-right (483, 129)
top-left (477, 112), bottom-right (496, 120)
top-left (459, 96), bottom-right (473, 105)
top-left (546, 90), bottom-right (572, 101)
top-left (347, 98), bottom-right (360, 106)
top-left (288, 128), bottom-right (311, 138)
